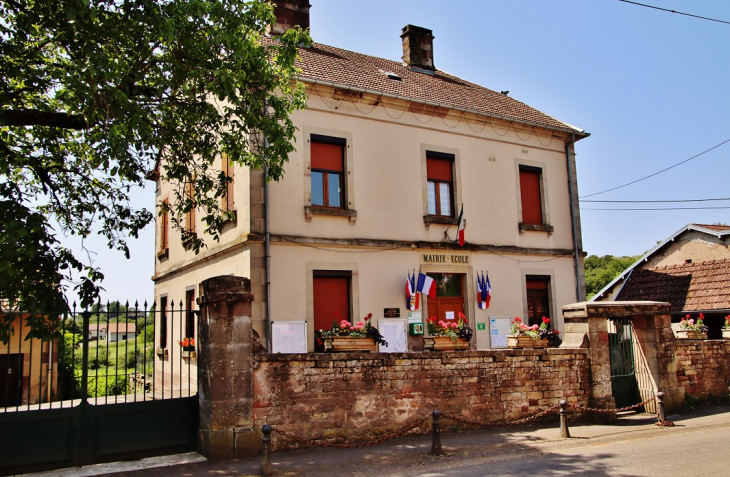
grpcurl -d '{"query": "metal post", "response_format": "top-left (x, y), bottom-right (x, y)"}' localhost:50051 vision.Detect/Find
top-left (559, 399), bottom-right (570, 438)
top-left (260, 424), bottom-right (273, 476)
top-left (429, 410), bottom-right (443, 455)
top-left (657, 392), bottom-right (665, 423)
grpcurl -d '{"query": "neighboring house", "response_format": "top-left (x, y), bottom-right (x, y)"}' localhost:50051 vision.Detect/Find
top-left (592, 223), bottom-right (730, 338)
top-left (149, 0), bottom-right (589, 356)
top-left (88, 323), bottom-right (135, 343)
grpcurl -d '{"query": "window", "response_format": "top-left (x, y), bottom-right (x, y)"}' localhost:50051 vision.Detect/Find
top-left (313, 271), bottom-right (351, 335)
top-left (426, 152), bottom-right (454, 217)
top-left (159, 295), bottom-right (168, 349)
top-left (311, 135), bottom-right (345, 208)
top-left (526, 277), bottom-right (550, 327)
top-left (158, 199), bottom-right (169, 254)
top-left (185, 288), bottom-right (195, 339)
top-left (221, 156), bottom-right (234, 213)
top-left (519, 166), bottom-right (543, 225)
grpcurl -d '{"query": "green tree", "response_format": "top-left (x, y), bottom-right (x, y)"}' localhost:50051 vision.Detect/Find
top-left (1, 1), bottom-right (309, 339)
top-left (585, 254), bottom-right (640, 299)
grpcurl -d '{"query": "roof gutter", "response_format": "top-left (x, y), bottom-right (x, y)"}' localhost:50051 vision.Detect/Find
top-left (297, 77), bottom-right (591, 139)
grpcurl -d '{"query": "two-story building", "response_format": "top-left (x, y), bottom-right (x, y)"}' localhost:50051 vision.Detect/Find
top-left (150, 0), bottom-right (589, 361)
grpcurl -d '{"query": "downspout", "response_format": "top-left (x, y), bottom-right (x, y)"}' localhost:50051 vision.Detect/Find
top-left (566, 133), bottom-right (584, 302)
top-left (264, 155), bottom-right (272, 352)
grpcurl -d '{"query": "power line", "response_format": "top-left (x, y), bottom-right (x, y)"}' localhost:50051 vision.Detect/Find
top-left (618, 1), bottom-right (730, 25)
top-left (583, 206), bottom-right (730, 211)
top-left (582, 198), bottom-right (730, 203)
top-left (580, 138), bottom-right (730, 199)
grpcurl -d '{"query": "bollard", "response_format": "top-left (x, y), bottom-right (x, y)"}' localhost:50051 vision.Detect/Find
top-left (429, 410), bottom-right (443, 455)
top-left (559, 399), bottom-right (570, 438)
top-left (656, 392), bottom-right (665, 423)
top-left (260, 424), bottom-right (273, 476)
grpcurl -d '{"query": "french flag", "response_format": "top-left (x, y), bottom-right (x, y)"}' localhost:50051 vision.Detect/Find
top-left (456, 204), bottom-right (465, 246)
top-left (417, 273), bottom-right (437, 298)
top-left (483, 273), bottom-right (492, 308)
top-left (477, 273), bottom-right (486, 310)
top-left (406, 272), bottom-right (420, 311)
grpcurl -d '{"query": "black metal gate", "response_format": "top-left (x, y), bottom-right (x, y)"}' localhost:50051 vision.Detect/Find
top-left (0, 301), bottom-right (198, 476)
top-left (608, 317), bottom-right (641, 410)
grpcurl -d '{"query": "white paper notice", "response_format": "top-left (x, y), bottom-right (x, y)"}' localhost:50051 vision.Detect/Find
top-left (271, 321), bottom-right (307, 354)
top-left (378, 319), bottom-right (408, 353)
top-left (445, 311), bottom-right (455, 320)
top-left (489, 316), bottom-right (512, 349)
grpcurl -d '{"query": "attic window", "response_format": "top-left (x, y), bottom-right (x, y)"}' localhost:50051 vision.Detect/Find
top-left (379, 69), bottom-right (402, 81)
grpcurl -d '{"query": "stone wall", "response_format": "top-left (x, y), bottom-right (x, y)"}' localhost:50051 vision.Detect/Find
top-left (669, 339), bottom-right (730, 398)
top-left (252, 348), bottom-right (590, 450)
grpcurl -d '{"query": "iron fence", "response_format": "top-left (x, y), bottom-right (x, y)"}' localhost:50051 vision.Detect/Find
top-left (0, 300), bottom-right (197, 412)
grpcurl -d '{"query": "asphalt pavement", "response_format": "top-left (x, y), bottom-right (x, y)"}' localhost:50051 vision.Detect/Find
top-left (23, 405), bottom-right (730, 477)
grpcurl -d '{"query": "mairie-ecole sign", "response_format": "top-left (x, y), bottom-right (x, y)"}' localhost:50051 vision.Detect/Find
top-left (422, 253), bottom-right (469, 264)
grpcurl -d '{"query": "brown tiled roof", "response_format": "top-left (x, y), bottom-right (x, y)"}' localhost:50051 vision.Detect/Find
top-left (616, 259), bottom-right (730, 313)
top-left (691, 223), bottom-right (730, 233)
top-left (290, 41), bottom-right (584, 134)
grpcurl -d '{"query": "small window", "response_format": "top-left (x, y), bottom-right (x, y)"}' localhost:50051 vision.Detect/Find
top-left (221, 156), bottom-right (235, 213)
top-left (185, 181), bottom-right (196, 234)
top-left (426, 152), bottom-right (454, 217)
top-left (526, 277), bottom-right (550, 327)
top-left (311, 136), bottom-right (345, 209)
top-left (159, 296), bottom-right (168, 349)
top-left (519, 166), bottom-right (543, 225)
top-left (185, 288), bottom-right (195, 339)
top-left (159, 199), bottom-right (169, 253)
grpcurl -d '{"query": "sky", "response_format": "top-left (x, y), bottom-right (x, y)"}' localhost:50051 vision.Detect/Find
top-left (60, 0), bottom-right (730, 304)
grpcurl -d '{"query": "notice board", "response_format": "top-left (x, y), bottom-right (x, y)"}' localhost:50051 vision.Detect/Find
top-left (489, 316), bottom-right (512, 349)
top-left (271, 321), bottom-right (307, 354)
top-left (378, 319), bottom-right (408, 353)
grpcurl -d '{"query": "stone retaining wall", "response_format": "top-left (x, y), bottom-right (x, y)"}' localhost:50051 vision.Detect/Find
top-left (252, 348), bottom-right (590, 450)
top-left (669, 339), bottom-right (730, 398)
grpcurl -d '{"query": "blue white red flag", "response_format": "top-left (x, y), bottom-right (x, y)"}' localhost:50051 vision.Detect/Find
top-left (477, 273), bottom-right (486, 310)
top-left (483, 273), bottom-right (492, 308)
top-left (456, 204), bottom-right (465, 246)
top-left (406, 272), bottom-right (420, 311)
top-left (417, 273), bottom-right (437, 298)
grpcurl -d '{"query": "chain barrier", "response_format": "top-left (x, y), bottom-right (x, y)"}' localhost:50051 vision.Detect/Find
top-left (443, 403), bottom-right (561, 429)
top-left (568, 395), bottom-right (656, 414)
top-left (271, 414), bottom-right (431, 449)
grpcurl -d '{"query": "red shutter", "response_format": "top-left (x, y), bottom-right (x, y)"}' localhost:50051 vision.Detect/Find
top-left (313, 277), bottom-right (350, 331)
top-left (427, 157), bottom-right (452, 181)
top-left (520, 170), bottom-right (542, 225)
top-left (311, 142), bottom-right (344, 172)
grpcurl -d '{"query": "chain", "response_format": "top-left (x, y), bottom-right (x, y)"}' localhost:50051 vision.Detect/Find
top-left (271, 414), bottom-right (431, 449)
top-left (568, 395), bottom-right (656, 414)
top-left (443, 403), bottom-right (561, 429)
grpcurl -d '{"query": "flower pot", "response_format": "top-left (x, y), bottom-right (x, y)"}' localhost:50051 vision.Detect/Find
top-left (533, 338), bottom-right (549, 349)
top-left (723, 329), bottom-right (730, 339)
top-left (507, 335), bottom-right (535, 349)
top-left (182, 350), bottom-right (196, 359)
top-left (424, 336), bottom-right (470, 351)
top-left (676, 330), bottom-right (707, 340)
top-left (182, 346), bottom-right (195, 352)
top-left (324, 337), bottom-right (377, 352)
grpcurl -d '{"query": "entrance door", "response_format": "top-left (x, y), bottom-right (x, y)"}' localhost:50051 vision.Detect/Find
top-left (426, 273), bottom-right (464, 323)
top-left (0, 354), bottom-right (22, 407)
top-left (608, 317), bottom-right (641, 409)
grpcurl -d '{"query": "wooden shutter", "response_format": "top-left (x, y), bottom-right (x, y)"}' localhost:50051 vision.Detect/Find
top-left (222, 156), bottom-right (234, 212)
top-left (311, 141), bottom-right (344, 172)
top-left (519, 169), bottom-right (542, 225)
top-left (185, 182), bottom-right (196, 233)
top-left (159, 296), bottom-right (168, 349)
top-left (427, 157), bottom-right (452, 181)
top-left (313, 277), bottom-right (350, 331)
top-left (160, 199), bottom-right (169, 251)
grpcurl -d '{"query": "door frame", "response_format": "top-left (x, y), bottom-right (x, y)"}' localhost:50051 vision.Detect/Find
top-left (420, 262), bottom-right (474, 332)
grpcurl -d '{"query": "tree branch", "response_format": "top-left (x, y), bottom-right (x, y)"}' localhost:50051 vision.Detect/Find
top-left (0, 109), bottom-right (87, 130)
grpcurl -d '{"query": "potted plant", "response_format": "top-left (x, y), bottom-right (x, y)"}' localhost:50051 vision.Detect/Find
top-left (537, 317), bottom-right (561, 348)
top-left (723, 315), bottom-right (730, 339)
top-left (317, 312), bottom-right (387, 352)
top-left (676, 314), bottom-right (708, 340)
top-left (506, 317), bottom-right (547, 349)
top-left (424, 313), bottom-right (473, 351)
top-left (179, 337), bottom-right (196, 358)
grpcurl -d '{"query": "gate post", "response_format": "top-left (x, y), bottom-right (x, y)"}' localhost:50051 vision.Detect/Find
top-left (196, 276), bottom-right (258, 460)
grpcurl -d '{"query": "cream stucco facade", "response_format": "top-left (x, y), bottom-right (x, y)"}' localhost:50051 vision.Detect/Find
top-left (151, 81), bottom-right (587, 361)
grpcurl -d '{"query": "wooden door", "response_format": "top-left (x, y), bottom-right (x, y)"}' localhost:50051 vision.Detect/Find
top-left (0, 354), bottom-right (22, 407)
top-left (426, 273), bottom-right (464, 323)
top-left (526, 281), bottom-right (550, 327)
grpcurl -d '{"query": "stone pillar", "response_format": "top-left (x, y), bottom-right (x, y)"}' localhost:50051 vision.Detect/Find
top-left (196, 276), bottom-right (259, 460)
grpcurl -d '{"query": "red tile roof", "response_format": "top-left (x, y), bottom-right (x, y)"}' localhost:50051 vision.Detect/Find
top-left (288, 40), bottom-right (585, 134)
top-left (690, 223), bottom-right (730, 233)
top-left (616, 259), bottom-right (730, 313)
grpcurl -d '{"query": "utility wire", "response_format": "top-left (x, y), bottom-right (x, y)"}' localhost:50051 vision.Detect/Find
top-left (618, 1), bottom-right (730, 25)
top-left (582, 198), bottom-right (730, 203)
top-left (580, 138), bottom-right (730, 199)
top-left (583, 206), bottom-right (730, 211)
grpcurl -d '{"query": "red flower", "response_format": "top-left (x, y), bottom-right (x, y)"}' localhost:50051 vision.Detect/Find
top-left (514, 317), bottom-right (522, 323)
top-left (542, 316), bottom-right (550, 324)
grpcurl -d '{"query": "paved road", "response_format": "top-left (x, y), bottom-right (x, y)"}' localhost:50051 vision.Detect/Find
top-left (30, 406), bottom-right (730, 477)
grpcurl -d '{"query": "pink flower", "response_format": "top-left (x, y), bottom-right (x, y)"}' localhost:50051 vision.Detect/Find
top-left (532, 324), bottom-right (539, 330)
top-left (451, 322), bottom-right (458, 329)
top-left (356, 321), bottom-right (365, 327)
top-left (689, 319), bottom-right (695, 325)
top-left (349, 326), bottom-right (355, 331)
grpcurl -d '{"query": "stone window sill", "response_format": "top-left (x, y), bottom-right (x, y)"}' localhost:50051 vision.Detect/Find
top-left (221, 209), bottom-right (237, 226)
top-left (519, 222), bottom-right (554, 235)
top-left (305, 206), bottom-right (357, 224)
top-left (157, 248), bottom-right (169, 260)
top-left (423, 215), bottom-right (457, 229)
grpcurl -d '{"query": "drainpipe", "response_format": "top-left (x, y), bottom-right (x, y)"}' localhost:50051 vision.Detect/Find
top-left (566, 133), bottom-right (584, 302)
top-left (264, 155), bottom-right (272, 352)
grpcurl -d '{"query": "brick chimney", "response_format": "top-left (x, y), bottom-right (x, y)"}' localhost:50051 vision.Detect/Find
top-left (401, 25), bottom-right (435, 72)
top-left (270, 0), bottom-right (311, 36)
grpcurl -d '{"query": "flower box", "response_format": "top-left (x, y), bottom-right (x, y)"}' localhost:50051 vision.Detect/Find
top-left (424, 336), bottom-right (471, 351)
top-left (676, 330), bottom-right (707, 340)
top-left (324, 337), bottom-right (378, 353)
top-left (182, 350), bottom-right (196, 359)
top-left (723, 329), bottom-right (730, 339)
top-left (507, 335), bottom-right (536, 349)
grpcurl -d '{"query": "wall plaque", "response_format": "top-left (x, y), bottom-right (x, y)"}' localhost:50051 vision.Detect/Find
top-left (384, 308), bottom-right (400, 318)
